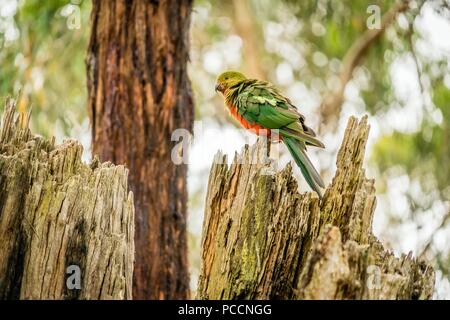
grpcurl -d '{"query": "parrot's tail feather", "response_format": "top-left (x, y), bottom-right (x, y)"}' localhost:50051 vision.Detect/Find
top-left (280, 127), bottom-right (325, 148)
top-left (283, 136), bottom-right (324, 199)
top-left (298, 147), bottom-right (325, 188)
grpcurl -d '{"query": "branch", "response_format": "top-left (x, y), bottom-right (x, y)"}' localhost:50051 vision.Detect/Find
top-left (232, 0), bottom-right (266, 79)
top-left (319, 0), bottom-right (411, 131)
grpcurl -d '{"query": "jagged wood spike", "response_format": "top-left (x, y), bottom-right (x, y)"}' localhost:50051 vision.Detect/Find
top-left (0, 101), bottom-right (135, 300)
top-left (197, 115), bottom-right (434, 300)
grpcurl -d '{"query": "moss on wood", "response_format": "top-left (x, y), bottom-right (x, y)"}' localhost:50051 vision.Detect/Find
top-left (197, 115), bottom-right (434, 300)
top-left (0, 99), bottom-right (134, 300)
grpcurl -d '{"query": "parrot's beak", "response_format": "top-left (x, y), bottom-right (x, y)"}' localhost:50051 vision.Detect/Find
top-left (215, 83), bottom-right (224, 93)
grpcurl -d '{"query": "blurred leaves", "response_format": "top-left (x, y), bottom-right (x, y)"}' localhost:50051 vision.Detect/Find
top-left (373, 82), bottom-right (450, 196)
top-left (0, 0), bottom-right (91, 137)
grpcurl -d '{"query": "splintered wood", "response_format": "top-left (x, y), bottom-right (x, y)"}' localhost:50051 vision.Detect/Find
top-left (198, 115), bottom-right (434, 300)
top-left (0, 100), bottom-right (135, 299)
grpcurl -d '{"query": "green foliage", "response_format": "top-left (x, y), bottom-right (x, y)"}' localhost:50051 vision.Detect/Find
top-left (434, 83), bottom-right (450, 118)
top-left (373, 82), bottom-right (450, 198)
top-left (0, 0), bottom-right (91, 137)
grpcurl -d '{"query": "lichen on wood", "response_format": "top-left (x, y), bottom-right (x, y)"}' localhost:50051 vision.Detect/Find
top-left (0, 99), bottom-right (135, 299)
top-left (197, 115), bottom-right (434, 300)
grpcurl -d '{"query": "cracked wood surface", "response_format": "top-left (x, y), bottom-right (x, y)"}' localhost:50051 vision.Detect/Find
top-left (197, 115), bottom-right (434, 300)
top-left (0, 100), bottom-right (135, 299)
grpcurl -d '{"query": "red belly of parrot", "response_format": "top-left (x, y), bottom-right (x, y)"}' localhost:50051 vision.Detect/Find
top-left (227, 103), bottom-right (280, 141)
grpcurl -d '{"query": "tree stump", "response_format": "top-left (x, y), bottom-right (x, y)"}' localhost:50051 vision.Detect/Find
top-left (197, 115), bottom-right (435, 300)
top-left (0, 100), bottom-right (135, 299)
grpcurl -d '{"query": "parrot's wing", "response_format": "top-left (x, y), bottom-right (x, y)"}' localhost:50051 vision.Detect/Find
top-left (235, 80), bottom-right (297, 127)
top-left (235, 80), bottom-right (324, 148)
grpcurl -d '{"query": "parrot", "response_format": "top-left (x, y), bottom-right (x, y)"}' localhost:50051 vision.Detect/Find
top-left (215, 70), bottom-right (325, 199)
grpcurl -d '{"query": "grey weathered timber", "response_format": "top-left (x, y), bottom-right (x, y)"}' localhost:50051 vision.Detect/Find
top-left (0, 100), bottom-right (135, 299)
top-left (198, 115), bottom-right (434, 300)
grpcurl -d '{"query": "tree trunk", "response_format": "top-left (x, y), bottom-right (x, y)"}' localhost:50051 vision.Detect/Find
top-left (87, 0), bottom-right (193, 299)
top-left (197, 116), bottom-right (435, 300)
top-left (0, 100), bottom-right (134, 299)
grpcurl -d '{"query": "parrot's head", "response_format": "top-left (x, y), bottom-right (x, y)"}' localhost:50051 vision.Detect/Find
top-left (215, 71), bottom-right (246, 94)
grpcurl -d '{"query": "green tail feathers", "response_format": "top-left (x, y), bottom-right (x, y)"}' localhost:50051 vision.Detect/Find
top-left (283, 136), bottom-right (325, 199)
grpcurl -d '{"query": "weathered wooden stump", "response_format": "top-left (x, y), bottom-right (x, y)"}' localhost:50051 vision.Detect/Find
top-left (197, 115), bottom-right (434, 300)
top-left (0, 100), bottom-right (135, 299)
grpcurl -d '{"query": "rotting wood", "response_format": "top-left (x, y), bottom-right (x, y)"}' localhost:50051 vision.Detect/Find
top-left (197, 115), bottom-right (434, 300)
top-left (0, 100), bottom-right (134, 300)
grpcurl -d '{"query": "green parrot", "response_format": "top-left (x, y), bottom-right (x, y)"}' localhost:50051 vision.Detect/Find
top-left (215, 70), bottom-right (325, 198)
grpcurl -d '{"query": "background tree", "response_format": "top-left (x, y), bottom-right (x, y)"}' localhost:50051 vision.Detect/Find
top-left (86, 0), bottom-right (193, 299)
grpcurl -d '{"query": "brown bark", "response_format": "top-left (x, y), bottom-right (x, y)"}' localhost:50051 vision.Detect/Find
top-left (0, 100), bottom-right (134, 299)
top-left (87, 0), bottom-right (193, 299)
top-left (197, 116), bottom-right (435, 299)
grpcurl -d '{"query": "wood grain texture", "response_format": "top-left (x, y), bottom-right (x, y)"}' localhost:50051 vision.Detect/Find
top-left (198, 115), bottom-right (434, 300)
top-left (0, 100), bottom-right (134, 299)
top-left (87, 0), bottom-right (193, 299)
